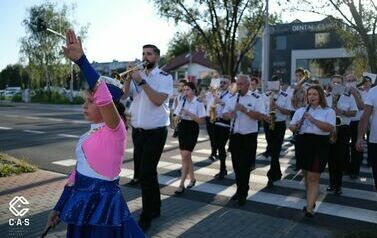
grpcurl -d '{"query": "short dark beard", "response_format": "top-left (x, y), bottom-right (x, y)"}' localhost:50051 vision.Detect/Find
top-left (145, 61), bottom-right (156, 69)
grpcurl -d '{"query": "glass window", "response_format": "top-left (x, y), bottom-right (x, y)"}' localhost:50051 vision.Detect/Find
top-left (315, 32), bottom-right (330, 48)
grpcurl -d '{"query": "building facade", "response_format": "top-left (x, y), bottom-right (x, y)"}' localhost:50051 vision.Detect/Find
top-left (252, 17), bottom-right (354, 85)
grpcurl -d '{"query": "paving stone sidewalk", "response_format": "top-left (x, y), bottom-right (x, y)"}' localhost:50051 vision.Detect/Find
top-left (0, 169), bottom-right (338, 238)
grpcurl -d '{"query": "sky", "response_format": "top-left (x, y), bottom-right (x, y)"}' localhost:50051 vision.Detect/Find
top-left (0, 0), bottom-right (323, 71)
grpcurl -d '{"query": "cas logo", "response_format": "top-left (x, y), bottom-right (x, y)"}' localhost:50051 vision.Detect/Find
top-left (9, 196), bottom-right (30, 226)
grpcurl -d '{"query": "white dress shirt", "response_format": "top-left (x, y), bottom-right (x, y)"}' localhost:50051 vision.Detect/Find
top-left (129, 67), bottom-right (173, 129)
top-left (174, 96), bottom-right (206, 121)
top-left (290, 106), bottom-right (336, 135)
top-left (224, 91), bottom-right (266, 134)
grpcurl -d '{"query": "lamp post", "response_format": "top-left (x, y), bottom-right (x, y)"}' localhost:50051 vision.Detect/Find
top-left (261, 0), bottom-right (270, 92)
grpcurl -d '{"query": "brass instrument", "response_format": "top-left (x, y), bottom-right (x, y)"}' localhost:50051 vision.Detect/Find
top-left (269, 92), bottom-right (276, 130)
top-left (209, 88), bottom-right (220, 123)
top-left (329, 94), bottom-right (342, 144)
top-left (113, 61), bottom-right (149, 82)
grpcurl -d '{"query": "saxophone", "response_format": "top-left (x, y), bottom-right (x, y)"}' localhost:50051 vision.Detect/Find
top-left (329, 94), bottom-right (342, 144)
top-left (269, 92), bottom-right (276, 130)
top-left (209, 92), bottom-right (218, 123)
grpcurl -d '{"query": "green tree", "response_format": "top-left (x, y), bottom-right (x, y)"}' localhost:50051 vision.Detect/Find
top-left (0, 64), bottom-right (28, 89)
top-left (281, 0), bottom-right (377, 73)
top-left (19, 2), bottom-right (88, 93)
top-left (152, 0), bottom-right (265, 79)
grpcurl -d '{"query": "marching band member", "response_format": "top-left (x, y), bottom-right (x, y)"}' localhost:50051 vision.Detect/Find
top-left (356, 84), bottom-right (377, 191)
top-left (172, 79), bottom-right (187, 138)
top-left (46, 30), bottom-right (145, 237)
top-left (223, 75), bottom-right (265, 206)
top-left (264, 75), bottom-right (293, 187)
top-left (204, 83), bottom-right (219, 161)
top-left (123, 44), bottom-right (173, 231)
top-left (174, 82), bottom-right (206, 194)
top-left (289, 85), bottom-right (336, 217)
top-left (327, 74), bottom-right (357, 195)
top-left (213, 77), bottom-right (232, 180)
top-left (346, 74), bottom-right (366, 179)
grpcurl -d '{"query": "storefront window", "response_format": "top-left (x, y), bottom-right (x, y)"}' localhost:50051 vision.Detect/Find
top-left (273, 36), bottom-right (287, 50)
top-left (315, 32), bottom-right (330, 48)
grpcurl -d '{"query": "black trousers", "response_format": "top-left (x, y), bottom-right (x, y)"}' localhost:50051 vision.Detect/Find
top-left (132, 126), bottom-right (167, 220)
top-left (229, 132), bottom-right (258, 200)
top-left (263, 122), bottom-right (272, 155)
top-left (328, 125), bottom-right (351, 188)
top-left (265, 121), bottom-right (286, 182)
top-left (368, 142), bottom-right (377, 190)
top-left (349, 121), bottom-right (363, 176)
top-left (214, 124), bottom-right (230, 172)
top-left (206, 117), bottom-right (217, 156)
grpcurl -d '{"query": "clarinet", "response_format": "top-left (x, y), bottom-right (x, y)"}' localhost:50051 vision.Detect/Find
top-left (178, 97), bottom-right (187, 123)
top-left (293, 104), bottom-right (311, 138)
top-left (229, 91), bottom-right (241, 135)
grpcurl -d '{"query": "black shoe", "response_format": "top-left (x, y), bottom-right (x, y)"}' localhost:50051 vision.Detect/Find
top-left (267, 180), bottom-right (274, 188)
top-left (174, 186), bottom-right (185, 194)
top-left (231, 192), bottom-right (239, 200)
top-left (261, 151), bottom-right (270, 158)
top-left (238, 198), bottom-right (246, 206)
top-left (334, 187), bottom-right (342, 195)
top-left (186, 180), bottom-right (196, 189)
top-left (128, 179), bottom-right (140, 185)
top-left (214, 170), bottom-right (227, 180)
top-left (208, 155), bottom-right (216, 161)
top-left (326, 185), bottom-right (334, 192)
top-left (151, 211), bottom-right (161, 219)
top-left (302, 206), bottom-right (314, 218)
top-left (172, 131), bottom-right (178, 138)
top-left (138, 217), bottom-right (151, 231)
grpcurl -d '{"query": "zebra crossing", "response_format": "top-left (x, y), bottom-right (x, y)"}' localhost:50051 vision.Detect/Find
top-left (50, 132), bottom-right (377, 225)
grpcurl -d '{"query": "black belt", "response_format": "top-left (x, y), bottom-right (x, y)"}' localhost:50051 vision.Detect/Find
top-left (132, 126), bottom-right (166, 133)
top-left (215, 118), bottom-right (230, 125)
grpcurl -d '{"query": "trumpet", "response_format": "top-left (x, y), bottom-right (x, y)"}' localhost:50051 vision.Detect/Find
top-left (111, 61), bottom-right (149, 83)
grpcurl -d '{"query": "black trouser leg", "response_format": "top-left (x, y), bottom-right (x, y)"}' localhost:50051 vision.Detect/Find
top-left (333, 126), bottom-right (351, 188)
top-left (135, 127), bottom-right (167, 220)
top-left (263, 122), bottom-right (272, 155)
top-left (267, 121), bottom-right (286, 182)
top-left (230, 133), bottom-right (257, 199)
top-left (350, 121), bottom-right (363, 176)
top-left (214, 125), bottom-right (229, 172)
top-left (368, 142), bottom-right (377, 190)
top-left (132, 127), bottom-right (142, 180)
top-left (328, 143), bottom-right (336, 187)
top-left (206, 117), bottom-right (217, 156)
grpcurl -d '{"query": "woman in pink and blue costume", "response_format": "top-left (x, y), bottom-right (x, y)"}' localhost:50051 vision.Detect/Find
top-left (45, 30), bottom-right (145, 238)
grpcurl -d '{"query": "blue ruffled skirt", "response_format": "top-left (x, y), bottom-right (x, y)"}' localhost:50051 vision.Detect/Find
top-left (54, 172), bottom-right (145, 238)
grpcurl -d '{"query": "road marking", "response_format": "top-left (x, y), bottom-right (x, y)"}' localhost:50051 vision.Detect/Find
top-left (57, 133), bottom-right (80, 138)
top-left (72, 120), bottom-right (89, 124)
top-left (0, 126), bottom-right (12, 130)
top-left (48, 118), bottom-right (65, 122)
top-left (125, 148), bottom-right (134, 153)
top-left (121, 167), bottom-right (377, 224)
top-left (164, 144), bottom-right (174, 149)
top-left (52, 159), bottom-right (76, 166)
top-left (25, 116), bottom-right (40, 120)
top-left (23, 130), bottom-right (45, 134)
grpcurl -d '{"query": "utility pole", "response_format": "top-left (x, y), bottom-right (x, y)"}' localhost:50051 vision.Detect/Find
top-left (261, 0), bottom-right (270, 92)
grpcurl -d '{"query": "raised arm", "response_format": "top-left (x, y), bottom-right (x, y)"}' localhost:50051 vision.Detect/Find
top-left (62, 30), bottom-right (120, 129)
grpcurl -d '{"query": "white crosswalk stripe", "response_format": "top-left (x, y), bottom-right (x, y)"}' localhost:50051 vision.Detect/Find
top-left (50, 132), bottom-right (376, 224)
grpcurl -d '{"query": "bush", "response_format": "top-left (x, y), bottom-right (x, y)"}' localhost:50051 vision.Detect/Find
top-left (31, 89), bottom-right (83, 104)
top-left (11, 93), bottom-right (22, 102)
top-left (0, 153), bottom-right (37, 177)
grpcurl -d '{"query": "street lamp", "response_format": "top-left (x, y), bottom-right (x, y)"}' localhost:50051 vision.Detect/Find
top-left (261, 0), bottom-right (270, 92)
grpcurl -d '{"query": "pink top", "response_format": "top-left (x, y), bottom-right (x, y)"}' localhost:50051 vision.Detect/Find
top-left (67, 81), bottom-right (127, 184)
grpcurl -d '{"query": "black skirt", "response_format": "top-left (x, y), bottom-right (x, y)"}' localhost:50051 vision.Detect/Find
top-left (178, 119), bottom-right (199, 152)
top-left (296, 133), bottom-right (330, 173)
